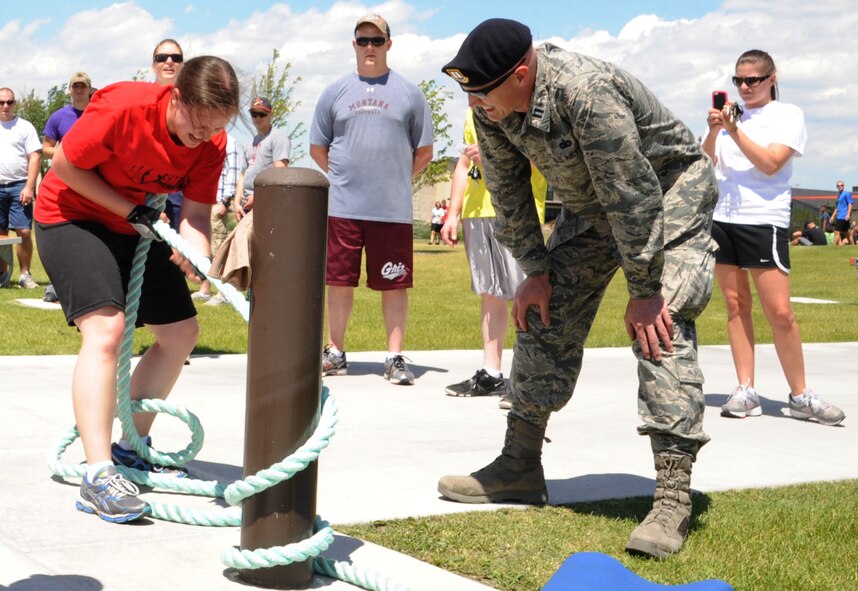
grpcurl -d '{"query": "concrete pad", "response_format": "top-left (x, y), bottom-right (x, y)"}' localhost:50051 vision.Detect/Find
top-left (0, 344), bottom-right (855, 590)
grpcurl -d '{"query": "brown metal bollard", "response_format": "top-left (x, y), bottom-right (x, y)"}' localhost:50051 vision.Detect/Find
top-left (239, 167), bottom-right (329, 589)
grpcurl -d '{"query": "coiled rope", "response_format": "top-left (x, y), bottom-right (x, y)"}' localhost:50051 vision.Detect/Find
top-left (47, 194), bottom-right (410, 591)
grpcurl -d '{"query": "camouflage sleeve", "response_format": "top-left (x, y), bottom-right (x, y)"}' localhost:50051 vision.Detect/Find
top-left (572, 75), bottom-right (664, 299)
top-left (473, 109), bottom-right (549, 277)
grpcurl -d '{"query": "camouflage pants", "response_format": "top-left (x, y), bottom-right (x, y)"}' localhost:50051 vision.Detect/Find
top-left (509, 225), bottom-right (714, 457)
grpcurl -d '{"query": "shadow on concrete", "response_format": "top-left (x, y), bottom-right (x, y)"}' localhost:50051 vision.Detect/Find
top-left (334, 361), bottom-right (448, 379)
top-left (1, 574), bottom-right (102, 590)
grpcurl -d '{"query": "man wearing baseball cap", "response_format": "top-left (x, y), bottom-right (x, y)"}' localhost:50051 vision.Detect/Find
top-left (309, 14), bottom-right (434, 386)
top-left (437, 18), bottom-right (719, 560)
top-left (234, 96), bottom-right (290, 219)
top-left (42, 72), bottom-right (93, 161)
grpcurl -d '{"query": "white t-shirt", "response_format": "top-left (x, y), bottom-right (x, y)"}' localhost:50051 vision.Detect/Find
top-left (711, 101), bottom-right (806, 228)
top-left (0, 117), bottom-right (41, 184)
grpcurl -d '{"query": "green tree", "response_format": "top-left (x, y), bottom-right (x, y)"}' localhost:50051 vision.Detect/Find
top-left (249, 49), bottom-right (305, 161)
top-left (413, 79), bottom-right (454, 193)
top-left (16, 84), bottom-right (70, 174)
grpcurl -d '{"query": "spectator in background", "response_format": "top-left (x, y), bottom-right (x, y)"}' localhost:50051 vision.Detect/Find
top-left (702, 49), bottom-right (844, 426)
top-left (819, 204), bottom-right (832, 233)
top-left (0, 87), bottom-right (41, 289)
top-left (43, 72), bottom-right (92, 160)
top-left (428, 201), bottom-right (444, 245)
top-left (152, 39), bottom-right (185, 231)
top-left (233, 97), bottom-right (290, 220)
top-left (790, 221), bottom-right (827, 246)
top-left (441, 108), bottom-right (546, 408)
top-left (192, 132), bottom-right (240, 305)
top-left (310, 14), bottom-right (433, 385)
top-left (832, 180), bottom-right (853, 246)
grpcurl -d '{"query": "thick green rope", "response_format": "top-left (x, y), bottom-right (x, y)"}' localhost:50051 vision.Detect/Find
top-left (46, 194), bottom-right (411, 591)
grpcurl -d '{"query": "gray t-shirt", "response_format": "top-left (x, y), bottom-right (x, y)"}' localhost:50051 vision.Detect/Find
top-left (241, 128), bottom-right (291, 196)
top-left (310, 70), bottom-right (433, 224)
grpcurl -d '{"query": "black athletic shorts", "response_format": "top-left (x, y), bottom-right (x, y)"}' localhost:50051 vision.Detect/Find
top-left (712, 220), bottom-right (790, 273)
top-left (35, 220), bottom-right (196, 326)
top-left (834, 219), bottom-right (850, 234)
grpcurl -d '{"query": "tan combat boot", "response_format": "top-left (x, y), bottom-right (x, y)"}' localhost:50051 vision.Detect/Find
top-left (437, 414), bottom-right (548, 504)
top-left (625, 453), bottom-right (693, 558)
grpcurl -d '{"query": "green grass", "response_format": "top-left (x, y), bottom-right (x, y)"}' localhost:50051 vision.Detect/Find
top-left (3, 238), bottom-right (858, 590)
top-left (339, 481), bottom-right (858, 591)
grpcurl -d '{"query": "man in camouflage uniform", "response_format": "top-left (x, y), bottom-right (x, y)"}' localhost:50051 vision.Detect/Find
top-left (438, 18), bottom-right (718, 559)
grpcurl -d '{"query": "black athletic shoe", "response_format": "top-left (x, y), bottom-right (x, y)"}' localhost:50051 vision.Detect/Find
top-left (445, 369), bottom-right (506, 397)
top-left (111, 441), bottom-right (189, 477)
top-left (76, 465), bottom-right (151, 523)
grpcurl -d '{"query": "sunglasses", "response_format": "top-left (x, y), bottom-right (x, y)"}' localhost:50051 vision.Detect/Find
top-left (250, 111), bottom-right (269, 118)
top-left (355, 36), bottom-right (387, 47)
top-left (732, 75), bottom-right (770, 88)
top-left (0, 100), bottom-right (15, 106)
top-left (463, 56), bottom-right (527, 99)
top-left (154, 53), bottom-right (184, 64)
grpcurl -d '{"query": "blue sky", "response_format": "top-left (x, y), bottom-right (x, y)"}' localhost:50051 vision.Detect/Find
top-left (8, 1), bottom-right (722, 39)
top-left (1, 1), bottom-right (855, 189)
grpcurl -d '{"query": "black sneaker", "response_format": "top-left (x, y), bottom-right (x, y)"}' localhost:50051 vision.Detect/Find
top-left (77, 465), bottom-right (151, 523)
top-left (445, 369), bottom-right (506, 397)
top-left (111, 440), bottom-right (189, 477)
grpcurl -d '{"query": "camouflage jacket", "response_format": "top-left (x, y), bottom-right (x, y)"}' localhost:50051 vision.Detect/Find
top-left (474, 43), bottom-right (717, 299)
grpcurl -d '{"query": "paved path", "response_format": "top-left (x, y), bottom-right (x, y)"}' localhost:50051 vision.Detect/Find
top-left (1, 344), bottom-right (854, 590)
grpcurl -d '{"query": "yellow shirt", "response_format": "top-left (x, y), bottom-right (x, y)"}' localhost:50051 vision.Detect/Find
top-left (461, 108), bottom-right (547, 222)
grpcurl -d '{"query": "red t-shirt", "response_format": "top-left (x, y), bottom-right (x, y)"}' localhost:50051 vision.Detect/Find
top-left (36, 82), bottom-right (226, 234)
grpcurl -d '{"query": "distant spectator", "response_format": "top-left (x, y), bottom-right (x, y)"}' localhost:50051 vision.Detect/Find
top-left (152, 38), bottom-right (185, 231)
top-left (819, 204), bottom-right (832, 233)
top-left (234, 97), bottom-right (290, 220)
top-left (0, 87), bottom-right (41, 289)
top-left (831, 180), bottom-right (853, 246)
top-left (790, 221), bottom-right (826, 246)
top-left (43, 72), bottom-right (92, 160)
top-left (428, 201), bottom-right (444, 245)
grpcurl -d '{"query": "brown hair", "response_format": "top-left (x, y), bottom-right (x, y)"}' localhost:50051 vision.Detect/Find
top-left (153, 38), bottom-right (183, 61)
top-left (174, 56), bottom-right (240, 118)
top-left (736, 49), bottom-right (778, 101)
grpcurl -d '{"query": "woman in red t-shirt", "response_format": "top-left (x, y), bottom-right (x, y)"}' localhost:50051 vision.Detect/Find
top-left (34, 56), bottom-right (239, 523)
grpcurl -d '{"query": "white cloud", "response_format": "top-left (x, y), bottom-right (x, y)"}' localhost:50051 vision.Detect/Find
top-left (2, 0), bottom-right (855, 188)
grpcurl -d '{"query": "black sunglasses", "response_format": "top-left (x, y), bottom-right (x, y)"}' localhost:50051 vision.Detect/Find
top-left (463, 55), bottom-right (527, 99)
top-left (250, 111), bottom-right (269, 118)
top-left (0, 100), bottom-right (15, 106)
top-left (732, 75), bottom-right (770, 88)
top-left (355, 36), bottom-right (387, 47)
top-left (154, 53), bottom-right (184, 64)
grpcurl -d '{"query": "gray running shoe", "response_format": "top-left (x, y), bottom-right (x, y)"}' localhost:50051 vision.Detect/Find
top-left (18, 272), bottom-right (37, 289)
top-left (789, 389), bottom-right (845, 426)
top-left (204, 293), bottom-right (227, 306)
top-left (445, 369), bottom-right (505, 397)
top-left (322, 347), bottom-right (348, 376)
top-left (77, 465), bottom-right (151, 523)
top-left (191, 291), bottom-right (211, 302)
top-left (721, 384), bottom-right (761, 418)
top-left (384, 354), bottom-right (414, 385)
top-left (498, 392), bottom-right (512, 410)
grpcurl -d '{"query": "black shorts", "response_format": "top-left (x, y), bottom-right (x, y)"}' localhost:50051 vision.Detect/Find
top-left (430, 223), bottom-right (443, 232)
top-left (834, 219), bottom-right (850, 234)
top-left (35, 220), bottom-right (196, 326)
top-left (712, 220), bottom-right (790, 272)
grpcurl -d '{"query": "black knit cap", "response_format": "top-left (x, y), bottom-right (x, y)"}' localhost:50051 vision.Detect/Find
top-left (442, 18), bottom-right (532, 89)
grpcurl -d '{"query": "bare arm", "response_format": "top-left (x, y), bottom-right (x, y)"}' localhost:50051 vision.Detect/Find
top-left (310, 144), bottom-right (329, 173)
top-left (274, 159), bottom-right (289, 168)
top-left (21, 151), bottom-right (41, 203)
top-left (412, 145), bottom-right (433, 177)
top-left (440, 153), bottom-right (470, 246)
top-left (42, 137), bottom-right (58, 160)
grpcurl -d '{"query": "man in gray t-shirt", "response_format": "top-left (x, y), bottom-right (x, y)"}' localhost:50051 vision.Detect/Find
top-left (233, 96), bottom-right (291, 219)
top-left (310, 13), bottom-right (433, 386)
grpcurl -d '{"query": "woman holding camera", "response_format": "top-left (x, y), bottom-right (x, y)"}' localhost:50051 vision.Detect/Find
top-left (35, 56), bottom-right (240, 522)
top-left (702, 49), bottom-right (844, 426)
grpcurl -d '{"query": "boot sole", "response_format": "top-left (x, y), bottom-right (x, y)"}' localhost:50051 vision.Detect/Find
top-left (437, 484), bottom-right (547, 505)
top-left (624, 538), bottom-right (676, 559)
